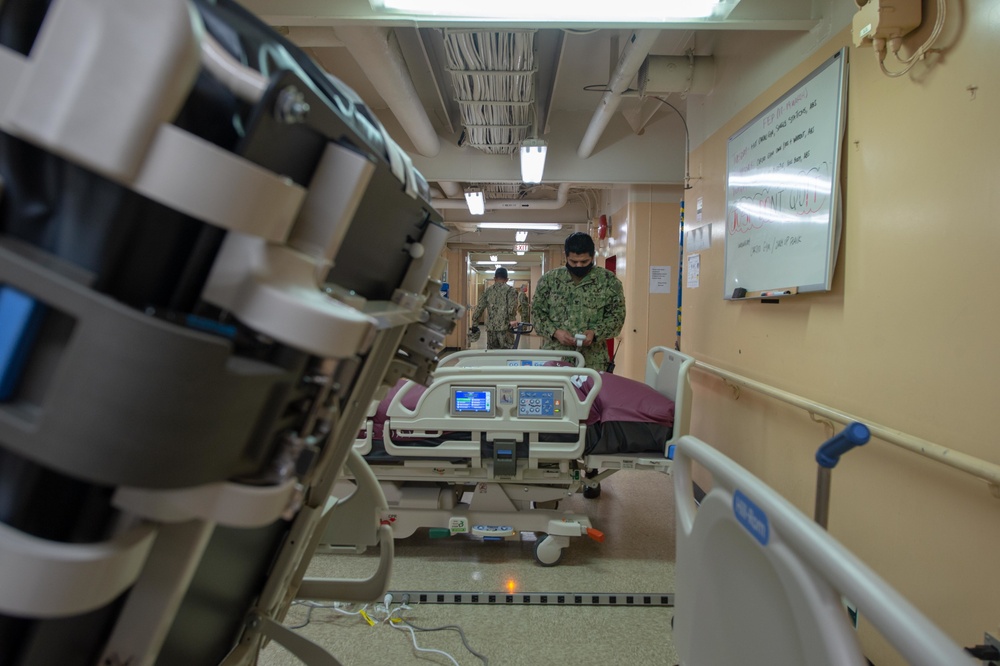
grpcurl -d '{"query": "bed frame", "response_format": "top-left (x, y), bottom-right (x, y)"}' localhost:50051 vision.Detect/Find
top-left (321, 346), bottom-right (695, 565)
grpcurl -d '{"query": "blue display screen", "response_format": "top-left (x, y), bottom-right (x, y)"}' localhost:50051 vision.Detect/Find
top-left (454, 390), bottom-right (492, 413)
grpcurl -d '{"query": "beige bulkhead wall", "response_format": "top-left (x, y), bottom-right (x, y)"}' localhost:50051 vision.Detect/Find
top-left (654, 9), bottom-right (999, 666)
top-left (594, 186), bottom-right (682, 380)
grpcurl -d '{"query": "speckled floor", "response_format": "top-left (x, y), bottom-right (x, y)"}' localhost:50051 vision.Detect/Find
top-left (259, 469), bottom-right (679, 665)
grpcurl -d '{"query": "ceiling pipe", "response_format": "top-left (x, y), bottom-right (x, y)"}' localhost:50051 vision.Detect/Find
top-left (432, 183), bottom-right (571, 210)
top-left (333, 26), bottom-right (441, 158)
top-left (436, 181), bottom-right (464, 199)
top-left (577, 29), bottom-right (660, 159)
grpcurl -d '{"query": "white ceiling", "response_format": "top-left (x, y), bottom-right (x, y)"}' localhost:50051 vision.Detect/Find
top-left (243, 0), bottom-right (825, 268)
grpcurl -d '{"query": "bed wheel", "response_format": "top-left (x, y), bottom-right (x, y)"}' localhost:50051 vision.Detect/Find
top-left (534, 535), bottom-right (564, 567)
top-left (583, 483), bottom-right (602, 499)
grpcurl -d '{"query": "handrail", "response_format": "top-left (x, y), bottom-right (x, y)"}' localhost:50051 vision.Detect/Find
top-left (690, 360), bottom-right (1000, 499)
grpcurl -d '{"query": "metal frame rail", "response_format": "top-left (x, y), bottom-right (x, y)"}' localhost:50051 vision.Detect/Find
top-left (690, 360), bottom-right (1000, 498)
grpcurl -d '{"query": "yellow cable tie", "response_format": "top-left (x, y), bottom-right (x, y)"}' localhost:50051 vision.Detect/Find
top-left (359, 610), bottom-right (376, 626)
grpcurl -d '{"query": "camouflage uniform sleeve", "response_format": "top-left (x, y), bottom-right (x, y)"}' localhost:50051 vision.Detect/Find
top-left (593, 271), bottom-right (625, 342)
top-left (531, 274), bottom-right (555, 341)
top-left (471, 286), bottom-right (488, 324)
top-left (507, 286), bottom-right (519, 320)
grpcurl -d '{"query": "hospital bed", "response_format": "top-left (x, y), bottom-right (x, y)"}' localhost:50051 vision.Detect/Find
top-left (0, 1), bottom-right (461, 664)
top-left (672, 435), bottom-right (976, 666)
top-left (321, 346), bottom-right (693, 565)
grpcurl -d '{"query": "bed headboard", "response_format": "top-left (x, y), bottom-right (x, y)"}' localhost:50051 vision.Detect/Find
top-left (645, 346), bottom-right (694, 444)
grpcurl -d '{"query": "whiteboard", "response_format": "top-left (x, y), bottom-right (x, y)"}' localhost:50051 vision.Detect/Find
top-left (724, 49), bottom-right (848, 300)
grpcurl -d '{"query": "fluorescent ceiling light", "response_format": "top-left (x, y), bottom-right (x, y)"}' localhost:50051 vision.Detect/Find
top-left (464, 189), bottom-right (485, 215)
top-left (371, 0), bottom-right (734, 21)
top-left (516, 251), bottom-right (525, 256)
top-left (515, 231), bottom-right (528, 242)
top-left (478, 222), bottom-right (561, 230)
top-left (476, 261), bottom-right (517, 265)
top-left (520, 139), bottom-right (547, 184)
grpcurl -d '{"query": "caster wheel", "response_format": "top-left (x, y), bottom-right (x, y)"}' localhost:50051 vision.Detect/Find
top-left (533, 500), bottom-right (560, 510)
top-left (583, 483), bottom-right (602, 499)
top-left (534, 535), bottom-right (564, 567)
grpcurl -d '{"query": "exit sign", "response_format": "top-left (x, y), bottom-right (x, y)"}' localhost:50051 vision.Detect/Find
top-left (514, 243), bottom-right (529, 252)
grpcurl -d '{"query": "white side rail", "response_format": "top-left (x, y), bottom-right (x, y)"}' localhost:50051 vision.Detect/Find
top-left (439, 349), bottom-right (585, 368)
top-left (645, 346), bottom-right (694, 448)
top-left (672, 435), bottom-right (975, 666)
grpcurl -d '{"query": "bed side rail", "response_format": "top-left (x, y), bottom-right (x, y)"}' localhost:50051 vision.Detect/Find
top-left (672, 435), bottom-right (974, 666)
top-left (646, 346), bottom-right (695, 445)
top-left (438, 349), bottom-right (585, 368)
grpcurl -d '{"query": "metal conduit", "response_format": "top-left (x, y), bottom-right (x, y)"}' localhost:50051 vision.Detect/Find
top-left (690, 360), bottom-right (1000, 497)
top-left (577, 29), bottom-right (660, 159)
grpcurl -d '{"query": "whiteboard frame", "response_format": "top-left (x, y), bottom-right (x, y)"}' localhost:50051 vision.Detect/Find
top-left (723, 48), bottom-right (849, 301)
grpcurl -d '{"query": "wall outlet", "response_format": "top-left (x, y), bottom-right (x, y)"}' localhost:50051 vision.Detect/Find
top-left (852, 0), bottom-right (922, 47)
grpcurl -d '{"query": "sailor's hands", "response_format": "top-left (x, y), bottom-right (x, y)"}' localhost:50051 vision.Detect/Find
top-left (553, 329), bottom-right (577, 346)
top-left (554, 329), bottom-right (596, 347)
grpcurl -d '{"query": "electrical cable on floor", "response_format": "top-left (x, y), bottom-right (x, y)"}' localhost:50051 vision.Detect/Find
top-left (389, 618), bottom-right (462, 666)
top-left (287, 598), bottom-right (489, 665)
top-left (286, 600), bottom-right (364, 629)
top-left (397, 617), bottom-right (489, 666)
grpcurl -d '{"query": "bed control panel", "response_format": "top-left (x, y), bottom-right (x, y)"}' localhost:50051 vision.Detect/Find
top-left (516, 388), bottom-right (564, 419)
top-left (450, 387), bottom-right (495, 417)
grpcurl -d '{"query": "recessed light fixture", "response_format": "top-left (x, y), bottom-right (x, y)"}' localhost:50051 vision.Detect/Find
top-left (478, 222), bottom-right (561, 230)
top-left (520, 139), bottom-right (547, 184)
top-left (370, 0), bottom-right (735, 22)
top-left (464, 189), bottom-right (485, 215)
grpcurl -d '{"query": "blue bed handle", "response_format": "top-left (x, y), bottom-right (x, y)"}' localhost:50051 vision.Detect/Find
top-left (815, 422), bottom-right (870, 469)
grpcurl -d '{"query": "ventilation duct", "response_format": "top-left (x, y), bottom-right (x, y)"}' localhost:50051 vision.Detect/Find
top-left (334, 26), bottom-right (441, 157)
top-left (577, 30), bottom-right (660, 159)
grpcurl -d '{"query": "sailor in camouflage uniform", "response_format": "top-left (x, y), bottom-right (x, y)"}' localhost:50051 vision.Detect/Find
top-left (517, 284), bottom-right (531, 323)
top-left (533, 232), bottom-right (625, 371)
top-left (471, 267), bottom-right (519, 349)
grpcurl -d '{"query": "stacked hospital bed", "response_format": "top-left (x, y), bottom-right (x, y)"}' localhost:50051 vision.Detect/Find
top-left (0, 1), bottom-right (460, 664)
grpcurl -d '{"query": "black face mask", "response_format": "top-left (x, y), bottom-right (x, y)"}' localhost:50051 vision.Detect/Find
top-left (566, 262), bottom-right (593, 278)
